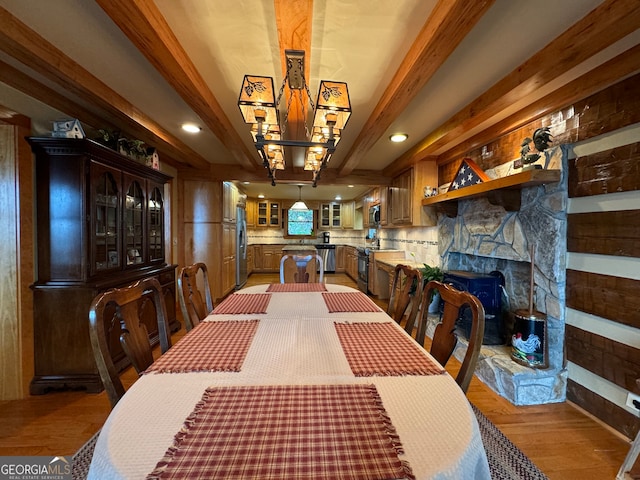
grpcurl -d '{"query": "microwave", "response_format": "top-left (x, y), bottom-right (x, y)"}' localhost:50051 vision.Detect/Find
top-left (369, 204), bottom-right (380, 226)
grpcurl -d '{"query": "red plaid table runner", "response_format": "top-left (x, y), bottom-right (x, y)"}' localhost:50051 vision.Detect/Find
top-left (266, 282), bottom-right (328, 292)
top-left (335, 322), bottom-right (445, 376)
top-left (322, 292), bottom-right (381, 312)
top-left (147, 384), bottom-right (414, 480)
top-left (212, 293), bottom-right (271, 314)
top-left (144, 320), bottom-right (258, 373)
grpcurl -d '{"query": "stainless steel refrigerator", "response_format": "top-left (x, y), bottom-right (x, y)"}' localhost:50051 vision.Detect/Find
top-left (235, 206), bottom-right (248, 289)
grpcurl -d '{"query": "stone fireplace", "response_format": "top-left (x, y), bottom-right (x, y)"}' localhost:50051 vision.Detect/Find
top-left (436, 145), bottom-right (568, 405)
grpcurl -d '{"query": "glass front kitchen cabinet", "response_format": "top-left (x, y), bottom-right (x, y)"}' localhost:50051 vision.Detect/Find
top-left (28, 137), bottom-right (178, 395)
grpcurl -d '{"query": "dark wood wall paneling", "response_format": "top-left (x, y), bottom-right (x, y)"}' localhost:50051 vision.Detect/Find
top-left (439, 72), bottom-right (640, 184)
top-left (568, 141), bottom-right (640, 198)
top-left (567, 380), bottom-right (639, 440)
top-left (565, 324), bottom-right (640, 393)
top-left (563, 74), bottom-right (640, 438)
top-left (566, 270), bottom-right (640, 329)
top-left (567, 209), bottom-right (640, 258)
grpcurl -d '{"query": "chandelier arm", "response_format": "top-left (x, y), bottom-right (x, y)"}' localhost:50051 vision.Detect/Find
top-left (301, 71), bottom-right (315, 111)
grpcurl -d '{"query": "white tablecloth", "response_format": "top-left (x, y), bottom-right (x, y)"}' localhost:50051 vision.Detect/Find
top-left (88, 284), bottom-right (490, 479)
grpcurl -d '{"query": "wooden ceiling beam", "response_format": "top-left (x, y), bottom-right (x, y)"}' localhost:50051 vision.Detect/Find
top-left (180, 163), bottom-right (391, 186)
top-left (274, 0), bottom-right (314, 172)
top-left (0, 6), bottom-right (210, 170)
top-left (437, 44), bottom-right (640, 166)
top-left (94, 0), bottom-right (258, 171)
top-left (397, 0), bottom-right (640, 166)
top-left (337, 0), bottom-right (495, 176)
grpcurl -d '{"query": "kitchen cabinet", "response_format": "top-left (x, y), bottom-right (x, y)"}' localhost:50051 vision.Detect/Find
top-left (245, 199), bottom-right (256, 228)
top-left (27, 137), bottom-right (178, 395)
top-left (340, 201), bottom-right (355, 229)
top-left (344, 246), bottom-right (358, 280)
top-left (247, 244), bottom-right (254, 274)
top-left (252, 244), bottom-right (285, 272)
top-left (256, 200), bottom-right (280, 227)
top-left (391, 169), bottom-right (412, 225)
top-left (222, 181), bottom-right (239, 223)
top-left (320, 202), bottom-right (342, 229)
top-left (335, 245), bottom-right (345, 272)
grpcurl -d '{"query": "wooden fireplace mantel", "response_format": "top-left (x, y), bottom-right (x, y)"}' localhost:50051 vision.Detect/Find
top-left (421, 169), bottom-right (561, 217)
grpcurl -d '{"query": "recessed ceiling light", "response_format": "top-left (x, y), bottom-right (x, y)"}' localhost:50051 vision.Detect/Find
top-left (258, 194), bottom-right (265, 199)
top-left (348, 184), bottom-right (354, 188)
top-left (182, 123), bottom-right (202, 133)
top-left (389, 133), bottom-right (408, 143)
top-left (243, 181), bottom-right (250, 185)
top-left (335, 195), bottom-right (342, 201)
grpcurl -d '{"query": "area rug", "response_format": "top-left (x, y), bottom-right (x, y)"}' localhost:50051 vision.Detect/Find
top-left (71, 407), bottom-right (548, 480)
top-left (472, 403), bottom-right (549, 480)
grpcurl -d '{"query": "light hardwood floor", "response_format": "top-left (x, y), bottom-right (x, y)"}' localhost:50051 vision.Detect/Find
top-left (0, 273), bottom-right (631, 479)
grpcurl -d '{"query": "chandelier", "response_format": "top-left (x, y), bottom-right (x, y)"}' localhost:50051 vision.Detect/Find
top-left (238, 50), bottom-right (351, 186)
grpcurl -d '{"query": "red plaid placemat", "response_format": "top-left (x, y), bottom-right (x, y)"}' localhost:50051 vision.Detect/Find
top-left (212, 293), bottom-right (271, 314)
top-left (147, 384), bottom-right (414, 480)
top-left (144, 320), bottom-right (258, 373)
top-left (266, 282), bottom-right (328, 292)
top-left (322, 292), bottom-right (381, 312)
top-left (335, 322), bottom-right (445, 376)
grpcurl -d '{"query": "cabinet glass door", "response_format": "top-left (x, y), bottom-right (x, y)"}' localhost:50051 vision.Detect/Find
top-left (94, 171), bottom-right (120, 272)
top-left (269, 202), bottom-right (280, 226)
top-left (148, 186), bottom-right (164, 262)
top-left (320, 203), bottom-right (330, 228)
top-left (257, 201), bottom-right (268, 226)
top-left (331, 203), bottom-right (341, 227)
top-left (125, 180), bottom-right (144, 266)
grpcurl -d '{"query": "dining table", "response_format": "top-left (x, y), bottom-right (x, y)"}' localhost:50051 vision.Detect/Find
top-left (88, 283), bottom-right (491, 479)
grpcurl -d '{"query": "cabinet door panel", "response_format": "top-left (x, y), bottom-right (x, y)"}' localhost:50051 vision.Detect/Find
top-left (148, 183), bottom-right (165, 263)
top-left (91, 162), bottom-right (122, 276)
top-left (123, 174), bottom-right (146, 267)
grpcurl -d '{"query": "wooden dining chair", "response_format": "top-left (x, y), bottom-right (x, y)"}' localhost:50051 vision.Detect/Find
top-left (280, 254), bottom-right (324, 283)
top-left (177, 262), bottom-right (214, 331)
top-left (88, 277), bottom-right (172, 408)
top-left (386, 264), bottom-right (423, 336)
top-left (416, 280), bottom-right (485, 393)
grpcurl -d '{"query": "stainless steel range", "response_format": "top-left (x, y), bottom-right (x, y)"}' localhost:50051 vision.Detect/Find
top-left (356, 247), bottom-right (369, 293)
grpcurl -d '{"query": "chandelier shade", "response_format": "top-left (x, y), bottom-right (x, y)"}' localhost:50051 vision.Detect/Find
top-left (238, 75), bottom-right (278, 126)
top-left (237, 50), bottom-right (351, 186)
top-left (313, 81), bottom-right (351, 130)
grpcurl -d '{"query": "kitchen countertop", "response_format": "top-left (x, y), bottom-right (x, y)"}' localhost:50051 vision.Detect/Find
top-left (281, 245), bottom-right (318, 252)
top-left (375, 258), bottom-right (424, 270)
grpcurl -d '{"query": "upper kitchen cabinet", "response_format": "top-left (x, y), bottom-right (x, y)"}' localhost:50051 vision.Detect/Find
top-left (256, 200), bottom-right (280, 227)
top-left (320, 202), bottom-right (342, 229)
top-left (28, 137), bottom-right (178, 394)
top-left (388, 161), bottom-right (438, 227)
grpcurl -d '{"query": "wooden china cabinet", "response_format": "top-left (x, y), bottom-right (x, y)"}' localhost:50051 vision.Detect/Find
top-left (28, 137), bottom-right (179, 395)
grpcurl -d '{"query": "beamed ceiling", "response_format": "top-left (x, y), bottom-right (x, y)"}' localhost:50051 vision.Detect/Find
top-left (0, 0), bottom-right (639, 201)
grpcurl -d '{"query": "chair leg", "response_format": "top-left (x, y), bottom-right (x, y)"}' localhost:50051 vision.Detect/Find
top-left (618, 429), bottom-right (640, 479)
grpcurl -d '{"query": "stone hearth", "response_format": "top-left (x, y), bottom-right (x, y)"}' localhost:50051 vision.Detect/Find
top-left (436, 145), bottom-right (568, 405)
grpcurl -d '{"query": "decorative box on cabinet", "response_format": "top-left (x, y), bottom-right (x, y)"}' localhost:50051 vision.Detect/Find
top-left (28, 137), bottom-right (179, 394)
